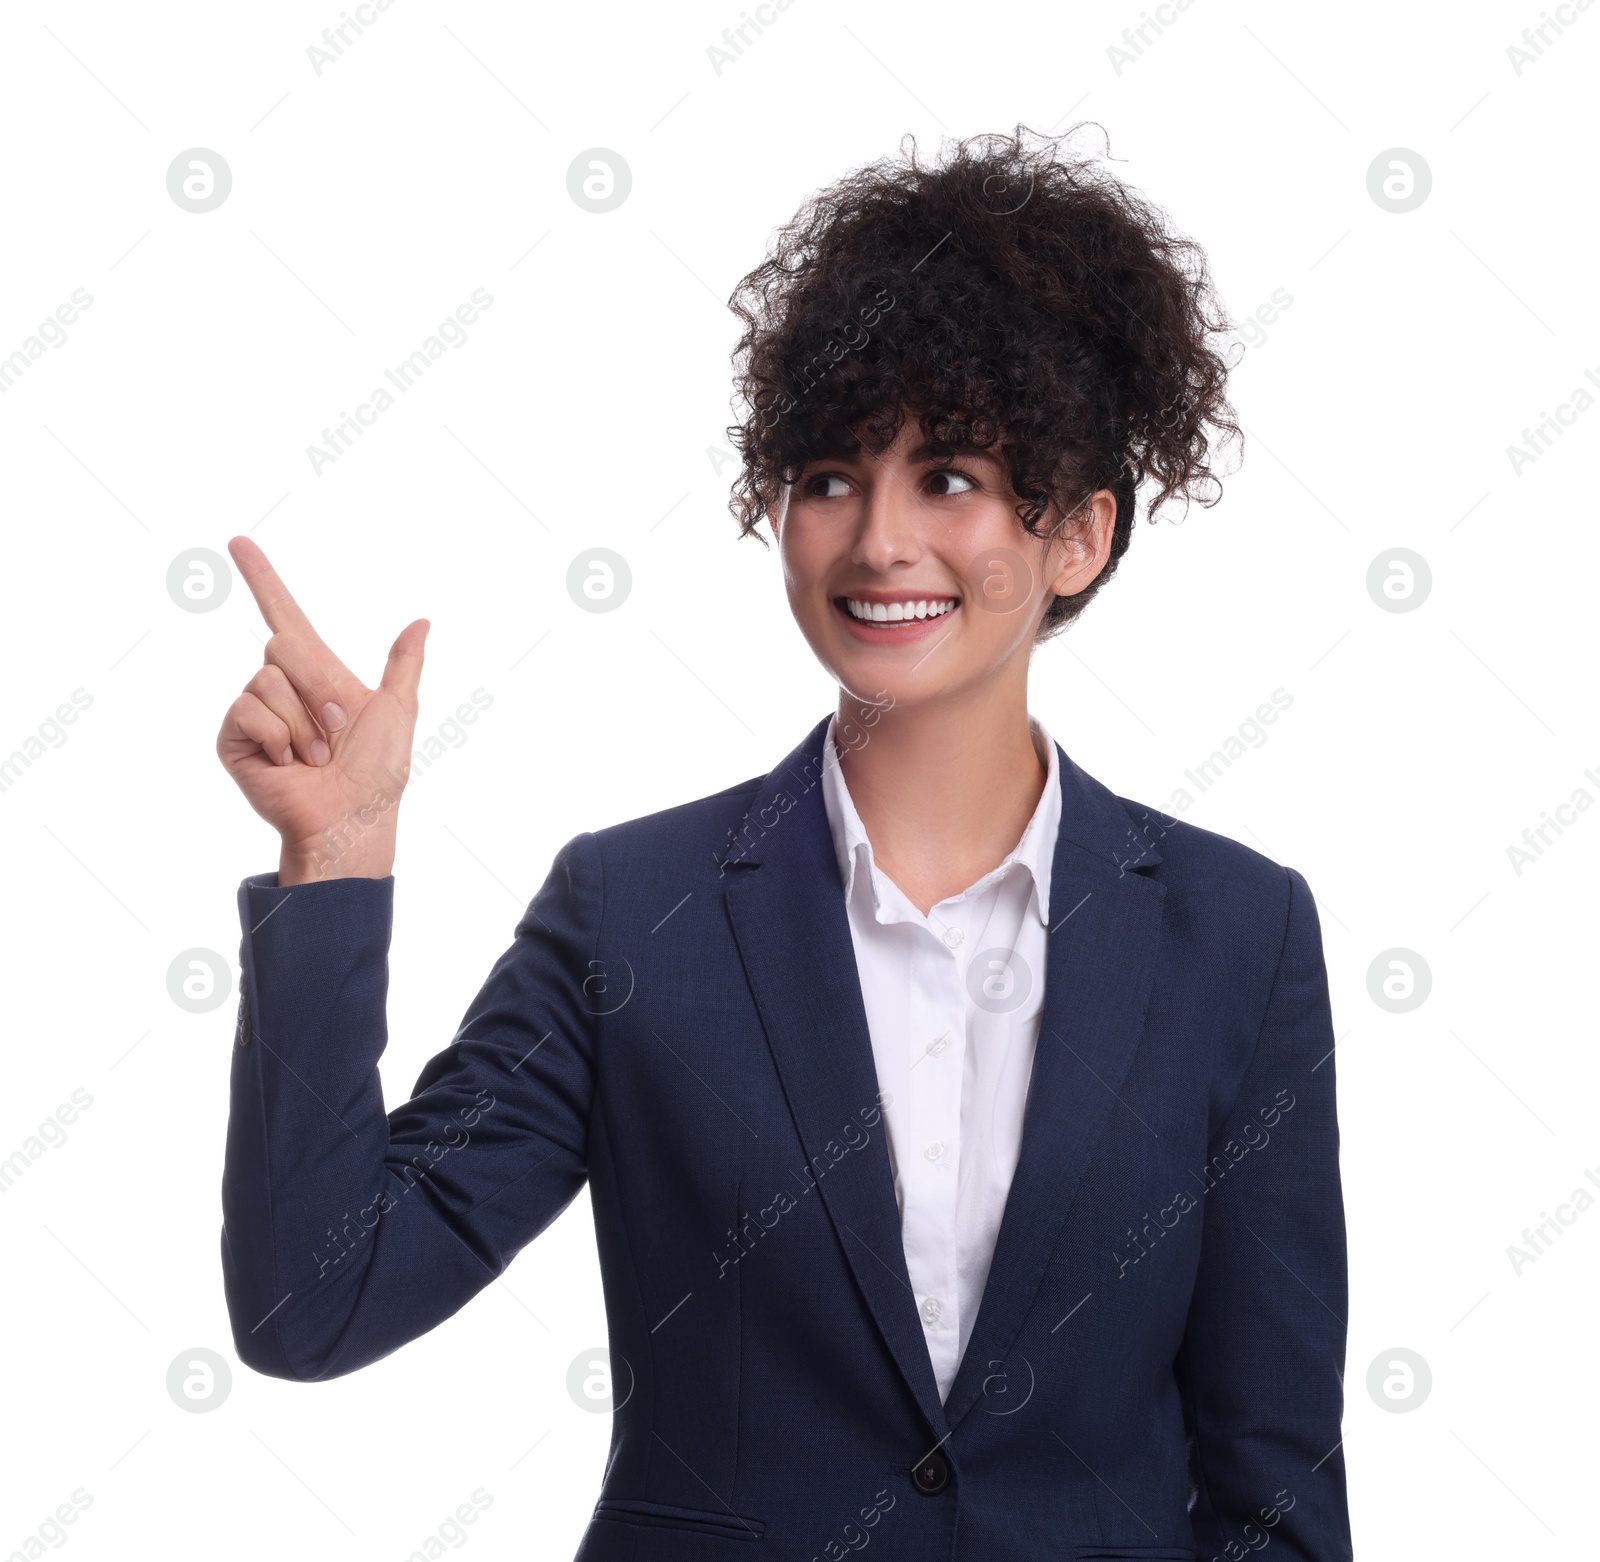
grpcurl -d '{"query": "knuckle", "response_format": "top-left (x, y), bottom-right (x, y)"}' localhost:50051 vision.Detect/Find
top-left (250, 664), bottom-right (292, 702)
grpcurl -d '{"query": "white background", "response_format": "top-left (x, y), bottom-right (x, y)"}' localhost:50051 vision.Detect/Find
top-left (1, 0), bottom-right (1596, 1556)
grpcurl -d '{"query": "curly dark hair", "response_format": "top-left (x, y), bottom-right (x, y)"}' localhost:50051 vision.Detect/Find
top-left (724, 124), bottom-right (1243, 640)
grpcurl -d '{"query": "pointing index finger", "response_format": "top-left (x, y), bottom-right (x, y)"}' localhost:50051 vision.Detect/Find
top-left (227, 536), bottom-right (360, 696)
top-left (228, 535), bottom-right (322, 641)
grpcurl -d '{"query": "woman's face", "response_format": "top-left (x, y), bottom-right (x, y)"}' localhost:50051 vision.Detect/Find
top-left (773, 418), bottom-right (1116, 713)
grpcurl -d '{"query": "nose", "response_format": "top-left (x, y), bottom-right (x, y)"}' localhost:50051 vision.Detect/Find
top-left (851, 470), bottom-right (922, 575)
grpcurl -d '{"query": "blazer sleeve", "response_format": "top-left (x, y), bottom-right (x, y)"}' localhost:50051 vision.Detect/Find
top-left (1175, 865), bottom-right (1353, 1562)
top-left (220, 831), bottom-right (603, 1382)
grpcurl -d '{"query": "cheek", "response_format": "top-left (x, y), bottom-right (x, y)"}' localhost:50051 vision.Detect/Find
top-left (967, 585), bottom-right (1048, 659)
top-left (958, 539), bottom-right (1057, 659)
top-left (950, 530), bottom-right (1053, 624)
top-left (960, 549), bottom-right (1025, 613)
top-left (779, 513), bottom-right (844, 596)
top-left (777, 525), bottom-right (813, 601)
top-left (777, 527), bottom-right (837, 633)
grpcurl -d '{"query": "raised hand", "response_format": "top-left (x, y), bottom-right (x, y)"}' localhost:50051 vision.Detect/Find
top-left (216, 535), bottom-right (429, 885)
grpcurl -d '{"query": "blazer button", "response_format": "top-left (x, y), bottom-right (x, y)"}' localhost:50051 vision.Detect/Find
top-left (911, 1450), bottom-right (950, 1495)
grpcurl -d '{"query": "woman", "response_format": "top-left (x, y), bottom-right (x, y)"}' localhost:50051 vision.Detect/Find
top-left (217, 126), bottom-right (1351, 1561)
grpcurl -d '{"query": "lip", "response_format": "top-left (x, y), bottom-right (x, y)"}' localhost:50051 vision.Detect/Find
top-left (831, 591), bottom-right (962, 643)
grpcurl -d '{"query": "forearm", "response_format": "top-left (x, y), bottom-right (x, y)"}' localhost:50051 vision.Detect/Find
top-left (222, 836), bottom-right (600, 1382)
top-left (222, 872), bottom-right (416, 1378)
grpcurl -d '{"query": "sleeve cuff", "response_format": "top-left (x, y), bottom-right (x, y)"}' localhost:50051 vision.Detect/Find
top-left (235, 870), bottom-right (397, 1056)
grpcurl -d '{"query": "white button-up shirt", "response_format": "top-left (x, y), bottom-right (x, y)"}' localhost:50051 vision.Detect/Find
top-left (820, 715), bottom-right (1060, 1402)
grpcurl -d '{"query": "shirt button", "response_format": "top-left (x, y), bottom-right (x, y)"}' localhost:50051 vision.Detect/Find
top-left (920, 1297), bottom-right (943, 1323)
top-left (942, 927), bottom-right (965, 948)
top-left (925, 1036), bottom-right (948, 1057)
top-left (924, 1142), bottom-right (945, 1162)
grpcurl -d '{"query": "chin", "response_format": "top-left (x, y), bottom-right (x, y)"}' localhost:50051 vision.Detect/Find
top-left (828, 652), bottom-right (977, 715)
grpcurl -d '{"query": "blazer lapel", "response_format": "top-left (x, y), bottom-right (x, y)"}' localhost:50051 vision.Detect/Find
top-left (940, 747), bottom-right (1168, 1429)
top-left (722, 720), bottom-right (951, 1438)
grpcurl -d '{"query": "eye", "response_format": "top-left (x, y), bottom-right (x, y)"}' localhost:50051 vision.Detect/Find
top-left (802, 472), bottom-right (852, 499)
top-left (926, 467), bottom-right (978, 497)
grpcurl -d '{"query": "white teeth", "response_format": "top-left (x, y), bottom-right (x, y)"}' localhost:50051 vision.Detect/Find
top-left (843, 597), bottom-right (958, 622)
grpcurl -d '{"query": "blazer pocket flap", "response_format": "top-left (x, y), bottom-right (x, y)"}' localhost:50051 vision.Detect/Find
top-left (1074, 1550), bottom-right (1195, 1561)
top-left (594, 1497), bottom-right (766, 1542)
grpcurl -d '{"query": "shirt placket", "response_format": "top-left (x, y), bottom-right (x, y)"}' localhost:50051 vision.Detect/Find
top-left (901, 896), bottom-right (967, 1383)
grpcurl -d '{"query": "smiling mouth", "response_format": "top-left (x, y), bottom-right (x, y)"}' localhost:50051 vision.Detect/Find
top-left (836, 595), bottom-right (960, 624)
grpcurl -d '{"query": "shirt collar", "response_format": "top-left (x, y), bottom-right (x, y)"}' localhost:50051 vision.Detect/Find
top-left (819, 714), bottom-right (1060, 926)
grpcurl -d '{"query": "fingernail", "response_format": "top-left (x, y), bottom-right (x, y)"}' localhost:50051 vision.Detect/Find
top-left (280, 746), bottom-right (294, 766)
top-left (311, 739), bottom-right (331, 765)
top-left (322, 702), bottom-right (347, 731)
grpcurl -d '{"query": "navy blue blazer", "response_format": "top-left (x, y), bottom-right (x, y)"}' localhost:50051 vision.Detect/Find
top-left (222, 717), bottom-right (1351, 1562)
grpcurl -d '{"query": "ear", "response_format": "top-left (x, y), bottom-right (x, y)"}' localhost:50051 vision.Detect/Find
top-left (768, 483), bottom-right (790, 544)
top-left (1046, 489), bottom-right (1117, 597)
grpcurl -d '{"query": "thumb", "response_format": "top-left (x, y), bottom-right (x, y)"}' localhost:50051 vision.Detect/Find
top-left (380, 618), bottom-right (430, 705)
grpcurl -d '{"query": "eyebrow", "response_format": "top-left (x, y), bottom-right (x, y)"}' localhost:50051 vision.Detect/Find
top-left (808, 442), bottom-right (1004, 469)
top-left (911, 440), bottom-right (1001, 461)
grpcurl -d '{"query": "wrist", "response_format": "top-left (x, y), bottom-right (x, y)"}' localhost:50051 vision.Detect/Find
top-left (278, 816), bottom-right (398, 886)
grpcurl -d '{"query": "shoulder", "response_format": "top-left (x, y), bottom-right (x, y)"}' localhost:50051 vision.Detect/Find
top-left (593, 773), bottom-right (767, 850)
top-left (569, 771), bottom-right (770, 890)
top-left (1120, 796), bottom-right (1287, 883)
top-left (520, 772), bottom-right (772, 940)
top-left (576, 717), bottom-right (833, 892)
top-left (1114, 793), bottom-right (1314, 949)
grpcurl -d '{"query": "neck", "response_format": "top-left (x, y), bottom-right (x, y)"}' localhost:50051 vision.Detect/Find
top-left (835, 675), bottom-right (1048, 915)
